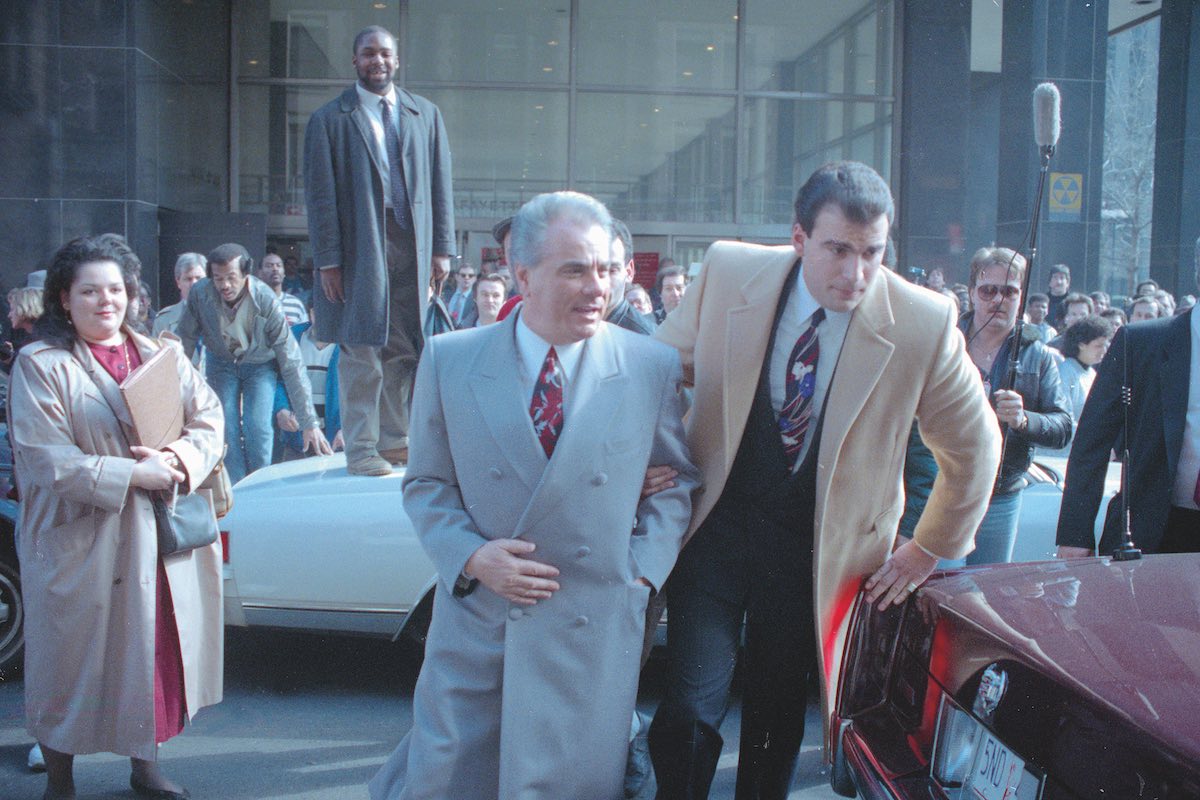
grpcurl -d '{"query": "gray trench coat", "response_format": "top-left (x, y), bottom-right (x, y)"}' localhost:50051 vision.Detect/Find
top-left (369, 317), bottom-right (698, 800)
top-left (8, 330), bottom-right (225, 759)
top-left (304, 85), bottom-right (456, 345)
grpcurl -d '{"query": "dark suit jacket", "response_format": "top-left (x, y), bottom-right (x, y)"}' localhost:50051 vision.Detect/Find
top-left (606, 298), bottom-right (655, 336)
top-left (1056, 309), bottom-right (1193, 554)
top-left (304, 85), bottom-right (455, 346)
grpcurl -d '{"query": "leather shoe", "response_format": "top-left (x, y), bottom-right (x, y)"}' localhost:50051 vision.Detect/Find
top-left (130, 775), bottom-right (191, 800)
top-left (379, 447), bottom-right (409, 465)
top-left (347, 455), bottom-right (393, 476)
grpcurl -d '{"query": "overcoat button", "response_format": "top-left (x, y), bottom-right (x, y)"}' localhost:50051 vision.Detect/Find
top-left (508, 607), bottom-right (523, 620)
top-left (576, 546), bottom-right (591, 558)
top-left (593, 472), bottom-right (608, 486)
top-left (574, 615), bottom-right (589, 627)
top-left (113, 578), bottom-right (122, 585)
top-left (489, 467), bottom-right (503, 479)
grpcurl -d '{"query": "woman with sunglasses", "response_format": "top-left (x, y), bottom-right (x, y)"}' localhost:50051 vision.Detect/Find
top-left (952, 246), bottom-right (1073, 565)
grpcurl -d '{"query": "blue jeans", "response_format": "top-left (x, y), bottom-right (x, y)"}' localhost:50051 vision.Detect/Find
top-left (940, 490), bottom-right (1023, 568)
top-left (206, 357), bottom-right (279, 485)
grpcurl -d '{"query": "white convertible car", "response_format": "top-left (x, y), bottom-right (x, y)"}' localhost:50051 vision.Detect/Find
top-left (221, 455), bottom-right (435, 647)
top-left (220, 454), bottom-right (1117, 645)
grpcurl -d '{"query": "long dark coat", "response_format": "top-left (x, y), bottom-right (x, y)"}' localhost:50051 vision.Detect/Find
top-left (304, 85), bottom-right (455, 345)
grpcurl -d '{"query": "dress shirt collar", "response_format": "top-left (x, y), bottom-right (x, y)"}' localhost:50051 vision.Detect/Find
top-left (515, 311), bottom-right (585, 388)
top-left (355, 82), bottom-right (397, 113)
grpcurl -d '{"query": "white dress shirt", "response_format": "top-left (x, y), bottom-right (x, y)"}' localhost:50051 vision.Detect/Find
top-left (354, 82), bottom-right (398, 208)
top-left (515, 311), bottom-right (586, 424)
top-left (1172, 308), bottom-right (1200, 509)
top-left (769, 266), bottom-right (851, 470)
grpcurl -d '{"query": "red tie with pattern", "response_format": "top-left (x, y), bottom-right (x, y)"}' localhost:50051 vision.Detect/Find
top-left (1193, 468), bottom-right (1200, 508)
top-left (779, 308), bottom-right (825, 469)
top-left (530, 347), bottom-right (564, 458)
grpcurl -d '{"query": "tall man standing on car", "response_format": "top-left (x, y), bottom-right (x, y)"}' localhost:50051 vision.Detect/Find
top-left (648, 161), bottom-right (1001, 799)
top-left (304, 25), bottom-right (455, 476)
top-left (369, 191), bottom-right (697, 800)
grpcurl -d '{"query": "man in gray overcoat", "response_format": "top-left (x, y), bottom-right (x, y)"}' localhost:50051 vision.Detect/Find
top-left (369, 192), bottom-right (698, 800)
top-left (304, 25), bottom-right (455, 476)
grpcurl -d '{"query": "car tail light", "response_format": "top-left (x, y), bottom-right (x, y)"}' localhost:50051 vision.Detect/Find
top-left (220, 530), bottom-right (229, 563)
top-left (932, 695), bottom-right (981, 787)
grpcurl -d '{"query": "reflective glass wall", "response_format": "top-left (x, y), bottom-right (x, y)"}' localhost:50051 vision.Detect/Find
top-left (234, 0), bottom-right (896, 243)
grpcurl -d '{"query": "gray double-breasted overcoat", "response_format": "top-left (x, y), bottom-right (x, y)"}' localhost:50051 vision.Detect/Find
top-left (8, 331), bottom-right (225, 759)
top-left (369, 314), bottom-right (698, 800)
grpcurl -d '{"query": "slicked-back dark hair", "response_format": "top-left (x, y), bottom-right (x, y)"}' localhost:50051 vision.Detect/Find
top-left (354, 25), bottom-right (396, 54)
top-left (35, 235), bottom-right (141, 349)
top-left (793, 161), bottom-right (894, 234)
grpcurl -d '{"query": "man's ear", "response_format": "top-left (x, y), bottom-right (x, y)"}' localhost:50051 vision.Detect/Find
top-left (792, 223), bottom-right (808, 259)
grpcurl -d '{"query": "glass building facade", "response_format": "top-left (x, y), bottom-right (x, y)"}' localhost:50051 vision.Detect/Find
top-left (233, 0), bottom-right (896, 265)
top-left (4, 1), bottom-right (1194, 306)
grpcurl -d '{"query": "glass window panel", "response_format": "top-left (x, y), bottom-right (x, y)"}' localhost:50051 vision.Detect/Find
top-left (1100, 16), bottom-right (1159, 295)
top-left (574, 93), bottom-right (736, 223)
top-left (406, 0), bottom-right (569, 84)
top-left (235, 1), bottom-right (399, 80)
top-left (421, 88), bottom-right (568, 220)
top-left (238, 84), bottom-right (335, 215)
top-left (742, 98), bottom-right (892, 224)
top-left (744, 0), bottom-right (893, 94)
top-left (576, 0), bottom-right (737, 90)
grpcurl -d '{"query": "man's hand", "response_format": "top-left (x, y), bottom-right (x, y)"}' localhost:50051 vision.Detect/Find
top-left (641, 465), bottom-right (679, 498)
top-left (321, 266), bottom-right (345, 303)
top-left (865, 539), bottom-right (939, 611)
top-left (331, 430), bottom-right (344, 452)
top-left (302, 426), bottom-right (334, 456)
top-left (993, 389), bottom-right (1026, 429)
top-left (276, 409), bottom-right (299, 432)
top-left (465, 539), bottom-right (561, 605)
top-left (431, 255), bottom-right (450, 287)
top-left (1056, 545), bottom-right (1093, 559)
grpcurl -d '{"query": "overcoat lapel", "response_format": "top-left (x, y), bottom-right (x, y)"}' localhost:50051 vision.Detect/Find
top-left (1160, 310), bottom-right (1191, 482)
top-left (721, 252), bottom-right (797, 477)
top-left (816, 275), bottom-right (895, 484)
top-left (349, 102), bottom-right (387, 183)
top-left (71, 336), bottom-right (134, 429)
top-left (468, 314), bottom-right (544, 495)
top-left (513, 325), bottom-right (625, 537)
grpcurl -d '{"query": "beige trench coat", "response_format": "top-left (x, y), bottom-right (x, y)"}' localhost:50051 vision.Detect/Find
top-left (656, 242), bottom-right (1001, 750)
top-left (8, 329), bottom-right (225, 759)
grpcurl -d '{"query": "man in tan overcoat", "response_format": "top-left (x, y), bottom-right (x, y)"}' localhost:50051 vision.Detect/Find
top-left (648, 161), bottom-right (1001, 799)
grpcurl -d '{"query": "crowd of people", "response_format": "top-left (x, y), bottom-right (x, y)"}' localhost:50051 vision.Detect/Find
top-left (5, 21), bottom-right (1199, 800)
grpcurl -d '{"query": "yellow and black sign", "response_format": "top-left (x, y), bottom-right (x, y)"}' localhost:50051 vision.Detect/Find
top-left (1048, 172), bottom-right (1082, 221)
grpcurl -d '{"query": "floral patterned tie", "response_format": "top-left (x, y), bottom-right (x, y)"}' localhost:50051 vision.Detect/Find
top-left (779, 308), bottom-right (825, 468)
top-left (530, 347), bottom-right (564, 458)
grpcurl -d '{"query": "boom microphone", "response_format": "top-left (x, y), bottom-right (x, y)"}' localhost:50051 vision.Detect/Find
top-left (1033, 82), bottom-right (1061, 154)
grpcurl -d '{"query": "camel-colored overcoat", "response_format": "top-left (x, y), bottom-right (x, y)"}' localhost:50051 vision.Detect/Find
top-left (655, 242), bottom-right (1001, 747)
top-left (8, 329), bottom-right (225, 759)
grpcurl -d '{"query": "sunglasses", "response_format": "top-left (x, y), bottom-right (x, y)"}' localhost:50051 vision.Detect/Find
top-left (975, 284), bottom-right (1021, 300)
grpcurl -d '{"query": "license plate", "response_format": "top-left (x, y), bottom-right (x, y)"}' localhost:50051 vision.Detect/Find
top-left (966, 731), bottom-right (1038, 800)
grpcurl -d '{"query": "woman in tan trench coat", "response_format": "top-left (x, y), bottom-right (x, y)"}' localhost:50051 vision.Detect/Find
top-left (8, 235), bottom-right (225, 800)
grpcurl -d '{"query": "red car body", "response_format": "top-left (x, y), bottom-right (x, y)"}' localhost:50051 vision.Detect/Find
top-left (831, 555), bottom-right (1200, 799)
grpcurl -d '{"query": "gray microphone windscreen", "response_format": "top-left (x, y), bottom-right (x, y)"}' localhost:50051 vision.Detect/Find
top-left (1034, 82), bottom-right (1061, 148)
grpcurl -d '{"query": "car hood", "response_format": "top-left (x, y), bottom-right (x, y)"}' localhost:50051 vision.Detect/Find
top-left (922, 555), bottom-right (1200, 766)
top-left (230, 454), bottom-right (407, 498)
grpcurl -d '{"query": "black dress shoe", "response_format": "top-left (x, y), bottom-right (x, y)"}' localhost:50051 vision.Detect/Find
top-left (130, 775), bottom-right (191, 800)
